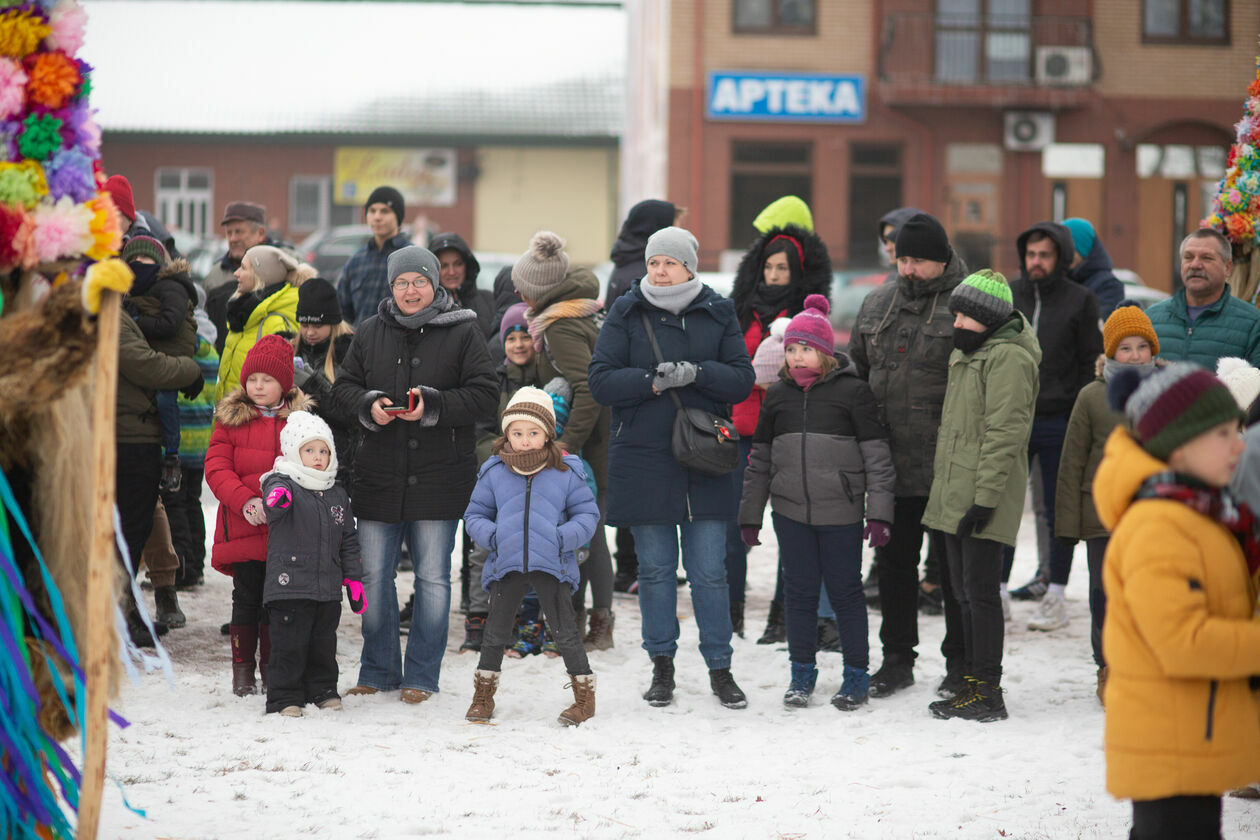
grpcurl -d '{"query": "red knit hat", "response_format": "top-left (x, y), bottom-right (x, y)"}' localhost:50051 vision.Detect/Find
top-left (104, 175), bottom-right (136, 223)
top-left (784, 294), bottom-right (834, 356)
top-left (240, 334), bottom-right (294, 394)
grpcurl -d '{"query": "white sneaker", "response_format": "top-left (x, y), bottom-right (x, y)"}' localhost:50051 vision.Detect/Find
top-left (1028, 591), bottom-right (1068, 631)
top-left (1001, 588), bottom-right (1011, 622)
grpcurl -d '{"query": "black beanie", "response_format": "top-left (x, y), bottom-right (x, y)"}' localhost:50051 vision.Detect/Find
top-left (895, 213), bottom-right (951, 263)
top-left (365, 186), bottom-right (405, 228)
top-left (296, 277), bottom-right (342, 325)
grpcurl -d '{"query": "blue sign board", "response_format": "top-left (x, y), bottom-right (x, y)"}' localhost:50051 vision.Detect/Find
top-left (707, 71), bottom-right (866, 124)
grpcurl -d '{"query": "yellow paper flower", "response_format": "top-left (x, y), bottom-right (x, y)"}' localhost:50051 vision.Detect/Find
top-left (0, 11), bottom-right (52, 60)
top-left (85, 194), bottom-right (122, 260)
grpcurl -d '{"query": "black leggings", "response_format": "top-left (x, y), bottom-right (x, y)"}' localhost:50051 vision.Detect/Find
top-left (231, 560), bottom-right (268, 626)
top-left (481, 571), bottom-right (590, 675)
top-left (942, 534), bottom-right (1005, 684)
top-left (1130, 795), bottom-right (1221, 840)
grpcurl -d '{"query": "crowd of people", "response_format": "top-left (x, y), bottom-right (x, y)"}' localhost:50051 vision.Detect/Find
top-left (106, 172), bottom-right (1260, 838)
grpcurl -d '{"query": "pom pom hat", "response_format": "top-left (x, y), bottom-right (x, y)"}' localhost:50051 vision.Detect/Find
top-left (512, 231), bottom-right (570, 300)
top-left (784, 294), bottom-right (833, 356)
top-left (500, 386), bottom-right (557, 438)
top-left (1107, 363), bottom-right (1243, 461)
top-left (1103, 305), bottom-right (1159, 358)
top-left (240, 333), bottom-right (295, 395)
top-left (949, 269), bottom-right (1014, 328)
top-left (751, 316), bottom-right (791, 384)
top-left (1216, 357), bottom-right (1260, 412)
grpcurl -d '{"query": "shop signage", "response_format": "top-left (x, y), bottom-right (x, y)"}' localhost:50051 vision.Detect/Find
top-left (334, 147), bottom-right (457, 206)
top-left (707, 72), bottom-right (866, 123)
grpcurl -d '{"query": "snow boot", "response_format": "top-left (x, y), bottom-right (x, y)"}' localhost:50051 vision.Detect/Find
top-left (258, 622), bottom-right (271, 693)
top-left (559, 674), bottom-right (596, 726)
top-left (869, 653), bottom-right (914, 698)
top-left (399, 593), bottom-right (414, 634)
top-left (931, 678), bottom-right (1007, 722)
top-left (507, 619), bottom-right (544, 658)
top-left (460, 613), bottom-right (486, 653)
top-left (783, 661), bottom-right (818, 708)
top-left (159, 453), bottom-right (182, 493)
top-left (709, 668), bottom-right (748, 709)
top-left (154, 586), bottom-right (186, 629)
top-left (466, 669), bottom-right (498, 722)
top-left (830, 665), bottom-right (870, 711)
top-left (230, 624), bottom-right (258, 696)
top-left (583, 608), bottom-right (615, 651)
top-left (756, 600), bottom-right (786, 645)
top-left (643, 656), bottom-right (675, 707)
top-left (937, 661), bottom-right (968, 700)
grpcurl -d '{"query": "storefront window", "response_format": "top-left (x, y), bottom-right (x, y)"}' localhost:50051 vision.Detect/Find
top-left (733, 0), bottom-right (816, 35)
top-left (729, 141), bottom-right (812, 249)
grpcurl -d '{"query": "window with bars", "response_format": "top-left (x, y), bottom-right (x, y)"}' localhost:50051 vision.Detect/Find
top-left (733, 0), bottom-right (816, 35)
top-left (290, 175), bottom-right (356, 232)
top-left (154, 168), bottom-right (213, 238)
top-left (1142, 0), bottom-right (1228, 45)
top-left (934, 0), bottom-right (1031, 85)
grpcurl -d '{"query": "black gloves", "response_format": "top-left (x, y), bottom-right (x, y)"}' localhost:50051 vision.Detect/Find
top-left (955, 504), bottom-right (996, 538)
top-left (180, 375), bottom-right (205, 400)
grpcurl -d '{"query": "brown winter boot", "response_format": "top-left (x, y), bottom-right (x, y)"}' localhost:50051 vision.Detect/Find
top-left (583, 608), bottom-right (614, 651)
top-left (258, 622), bottom-right (272, 693)
top-left (230, 624), bottom-right (258, 696)
top-left (153, 586), bottom-right (186, 629)
top-left (559, 674), bottom-right (596, 726)
top-left (466, 669), bottom-right (499, 722)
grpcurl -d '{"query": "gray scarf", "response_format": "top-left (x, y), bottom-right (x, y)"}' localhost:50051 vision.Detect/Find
top-left (1103, 357), bottom-right (1157, 383)
top-left (639, 276), bottom-right (702, 315)
top-left (387, 284), bottom-right (453, 329)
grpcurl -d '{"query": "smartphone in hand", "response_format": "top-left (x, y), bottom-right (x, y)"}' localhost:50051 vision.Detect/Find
top-left (381, 390), bottom-right (418, 414)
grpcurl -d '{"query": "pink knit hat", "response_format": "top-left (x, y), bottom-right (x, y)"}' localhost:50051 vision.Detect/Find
top-left (784, 294), bottom-right (833, 356)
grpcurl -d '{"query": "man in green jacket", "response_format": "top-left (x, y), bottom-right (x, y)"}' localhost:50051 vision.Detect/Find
top-left (922, 270), bottom-right (1041, 723)
top-left (1146, 228), bottom-right (1260, 368)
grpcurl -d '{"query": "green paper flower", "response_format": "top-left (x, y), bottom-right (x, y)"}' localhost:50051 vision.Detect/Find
top-left (17, 112), bottom-right (62, 161)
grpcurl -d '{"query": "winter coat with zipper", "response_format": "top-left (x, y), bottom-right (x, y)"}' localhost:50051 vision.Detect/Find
top-left (1066, 236), bottom-right (1124, 319)
top-left (1011, 222), bottom-right (1103, 418)
top-left (464, 454), bottom-right (601, 593)
top-left (215, 281), bottom-right (299, 402)
top-left (125, 259), bottom-right (198, 358)
top-left (849, 249), bottom-right (969, 497)
top-left (331, 296), bottom-right (497, 523)
top-left (429, 232), bottom-right (497, 341)
top-left (921, 313), bottom-right (1041, 546)
top-left (261, 472), bottom-right (362, 603)
top-left (589, 280), bottom-right (755, 526)
top-left (529, 266), bottom-right (610, 491)
top-left (739, 356), bottom-right (895, 529)
top-left (729, 223), bottom-right (832, 436)
top-left (1093, 428), bottom-right (1260, 800)
top-left (295, 333), bottom-right (359, 481)
top-left (1053, 355), bottom-right (1129, 541)
top-left (475, 359), bottom-right (540, 465)
top-left (116, 311), bottom-right (202, 445)
top-left (606, 199), bottom-right (677, 304)
top-left (1146, 284), bottom-right (1260, 369)
top-left (205, 388), bottom-right (312, 573)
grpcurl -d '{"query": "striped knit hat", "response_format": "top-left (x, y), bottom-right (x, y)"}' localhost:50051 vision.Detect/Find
top-left (1103, 304), bottom-right (1159, 358)
top-left (948, 269), bottom-right (1014, 328)
top-left (500, 386), bottom-right (556, 438)
top-left (1109, 362), bottom-right (1243, 461)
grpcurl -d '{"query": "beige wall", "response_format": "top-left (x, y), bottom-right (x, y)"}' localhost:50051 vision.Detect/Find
top-left (1095, 0), bottom-right (1259, 97)
top-left (669, 0), bottom-right (872, 88)
top-left (473, 146), bottom-right (618, 266)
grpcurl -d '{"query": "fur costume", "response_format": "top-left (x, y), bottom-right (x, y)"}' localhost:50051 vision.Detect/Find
top-left (730, 223), bottom-right (834, 332)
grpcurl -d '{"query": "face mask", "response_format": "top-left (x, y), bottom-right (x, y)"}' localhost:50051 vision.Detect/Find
top-left (128, 261), bottom-right (160, 291)
top-left (953, 325), bottom-right (994, 354)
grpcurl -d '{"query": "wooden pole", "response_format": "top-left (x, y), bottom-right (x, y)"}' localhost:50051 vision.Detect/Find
top-left (76, 289), bottom-right (121, 840)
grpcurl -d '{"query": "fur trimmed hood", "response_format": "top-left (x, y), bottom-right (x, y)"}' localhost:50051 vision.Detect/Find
top-left (215, 387), bottom-right (313, 428)
top-left (731, 223), bottom-right (832, 330)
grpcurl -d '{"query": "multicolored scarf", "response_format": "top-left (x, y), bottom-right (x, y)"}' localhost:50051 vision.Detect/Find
top-left (526, 298), bottom-right (602, 351)
top-left (1134, 471), bottom-right (1260, 574)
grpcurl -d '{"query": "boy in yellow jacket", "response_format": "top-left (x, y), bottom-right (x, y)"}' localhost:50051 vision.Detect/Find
top-left (1095, 362), bottom-right (1260, 839)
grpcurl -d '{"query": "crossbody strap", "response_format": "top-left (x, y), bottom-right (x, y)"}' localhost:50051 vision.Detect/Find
top-left (639, 310), bottom-right (684, 412)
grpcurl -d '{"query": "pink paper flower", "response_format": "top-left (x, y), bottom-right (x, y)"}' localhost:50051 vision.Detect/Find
top-left (46, 1), bottom-right (87, 56)
top-left (30, 194), bottom-right (92, 262)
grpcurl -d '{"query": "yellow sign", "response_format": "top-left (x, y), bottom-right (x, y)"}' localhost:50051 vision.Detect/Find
top-left (334, 147), bottom-right (457, 207)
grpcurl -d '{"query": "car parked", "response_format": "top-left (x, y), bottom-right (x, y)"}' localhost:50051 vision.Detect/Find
top-left (1114, 269), bottom-right (1170, 309)
top-left (830, 271), bottom-right (885, 350)
top-left (296, 225), bottom-right (372, 280)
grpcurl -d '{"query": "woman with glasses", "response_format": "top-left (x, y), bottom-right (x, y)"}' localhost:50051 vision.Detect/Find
top-left (332, 245), bottom-right (497, 704)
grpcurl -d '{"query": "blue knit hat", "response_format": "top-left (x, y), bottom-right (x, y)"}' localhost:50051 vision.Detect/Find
top-left (1062, 218), bottom-right (1096, 260)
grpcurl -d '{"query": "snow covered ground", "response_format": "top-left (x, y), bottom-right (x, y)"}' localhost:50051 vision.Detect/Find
top-left (92, 491), bottom-right (1260, 839)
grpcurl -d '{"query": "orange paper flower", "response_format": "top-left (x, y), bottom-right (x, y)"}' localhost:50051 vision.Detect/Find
top-left (24, 51), bottom-right (80, 110)
top-left (85, 193), bottom-right (123, 260)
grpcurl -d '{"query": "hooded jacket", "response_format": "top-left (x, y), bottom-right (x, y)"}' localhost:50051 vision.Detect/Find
top-left (739, 356), bottom-right (894, 528)
top-left (261, 473), bottom-right (362, 603)
top-left (921, 313), bottom-right (1041, 546)
top-left (1011, 222), bottom-right (1102, 418)
top-left (1092, 428), bottom-right (1260, 800)
top-left (430, 232), bottom-right (497, 340)
top-left (205, 388), bottom-right (312, 572)
top-left (331, 295), bottom-right (498, 522)
top-left (730, 224), bottom-right (832, 435)
top-left (215, 281), bottom-right (299, 402)
top-left (464, 454), bottom-right (601, 593)
top-left (125, 258), bottom-right (198, 358)
top-left (849, 250), bottom-right (969, 497)
top-left (607, 199), bottom-right (677, 303)
top-left (877, 207), bottom-right (924, 285)
top-left (116, 311), bottom-right (202, 445)
top-left (1066, 236), bottom-right (1124, 319)
top-left (1146, 284), bottom-right (1260, 369)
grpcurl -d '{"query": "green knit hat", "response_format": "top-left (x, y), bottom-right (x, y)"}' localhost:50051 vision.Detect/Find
top-left (949, 269), bottom-right (1014, 328)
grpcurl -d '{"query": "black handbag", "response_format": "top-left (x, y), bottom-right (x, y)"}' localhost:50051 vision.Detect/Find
top-left (639, 311), bottom-right (740, 477)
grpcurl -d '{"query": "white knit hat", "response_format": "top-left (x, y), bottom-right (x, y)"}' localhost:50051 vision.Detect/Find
top-left (1216, 357), bottom-right (1260, 412)
top-left (500, 386), bottom-right (557, 437)
top-left (280, 410), bottom-right (339, 476)
top-left (751, 317), bottom-right (791, 385)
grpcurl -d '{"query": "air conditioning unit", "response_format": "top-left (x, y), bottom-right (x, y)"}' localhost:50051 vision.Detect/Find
top-left (1036, 46), bottom-right (1093, 86)
top-left (1004, 111), bottom-right (1055, 152)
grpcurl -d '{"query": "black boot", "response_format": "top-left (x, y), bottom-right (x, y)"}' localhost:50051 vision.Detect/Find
top-left (709, 668), bottom-right (748, 709)
top-left (931, 678), bottom-right (1007, 722)
top-left (936, 660), bottom-right (968, 700)
top-left (730, 600), bottom-right (745, 638)
top-left (460, 613), bottom-right (486, 653)
top-left (756, 600), bottom-right (786, 645)
top-left (869, 653), bottom-right (915, 698)
top-left (154, 586), bottom-right (186, 629)
top-left (817, 617), bottom-right (841, 652)
top-left (643, 656), bottom-right (675, 707)
top-left (399, 593), bottom-right (414, 634)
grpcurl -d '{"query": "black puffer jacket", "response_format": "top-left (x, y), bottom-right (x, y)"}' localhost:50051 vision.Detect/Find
top-left (126, 259), bottom-right (198, 358)
top-left (1012, 222), bottom-right (1102, 418)
top-left (731, 223), bottom-right (832, 332)
top-left (607, 199), bottom-right (677, 303)
top-left (295, 333), bottom-right (359, 482)
top-left (331, 294), bottom-right (498, 522)
top-left (429, 232), bottom-right (497, 340)
top-left (261, 474), bottom-right (362, 603)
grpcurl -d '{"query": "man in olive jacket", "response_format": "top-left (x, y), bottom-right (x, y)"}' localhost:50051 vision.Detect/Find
top-left (849, 212), bottom-right (966, 698)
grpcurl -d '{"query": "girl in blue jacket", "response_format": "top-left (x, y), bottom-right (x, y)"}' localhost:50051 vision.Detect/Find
top-left (463, 387), bottom-right (601, 726)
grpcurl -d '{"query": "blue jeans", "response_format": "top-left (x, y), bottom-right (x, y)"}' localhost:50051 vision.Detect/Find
top-left (1003, 413), bottom-right (1071, 584)
top-left (356, 519), bottom-right (458, 693)
top-left (631, 520), bottom-right (733, 669)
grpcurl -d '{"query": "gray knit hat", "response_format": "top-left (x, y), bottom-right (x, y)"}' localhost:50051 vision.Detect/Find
top-left (645, 226), bottom-right (698, 276)
top-left (387, 245), bottom-right (440, 287)
top-left (948, 269), bottom-right (1015, 328)
top-left (512, 231), bottom-right (570, 301)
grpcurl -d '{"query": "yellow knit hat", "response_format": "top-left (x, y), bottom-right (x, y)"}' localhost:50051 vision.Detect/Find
top-left (1103, 305), bottom-right (1159, 358)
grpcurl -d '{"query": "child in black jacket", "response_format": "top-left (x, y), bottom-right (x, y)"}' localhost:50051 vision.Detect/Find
top-left (261, 411), bottom-right (364, 716)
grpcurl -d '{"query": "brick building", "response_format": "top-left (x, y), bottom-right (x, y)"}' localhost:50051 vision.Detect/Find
top-left (653, 0), bottom-right (1257, 289)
